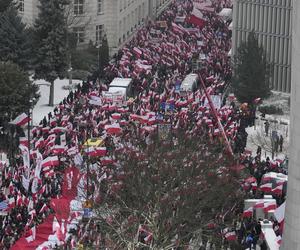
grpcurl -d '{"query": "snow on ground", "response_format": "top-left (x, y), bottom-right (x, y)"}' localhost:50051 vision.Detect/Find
top-left (245, 91), bottom-right (290, 160)
top-left (32, 78), bottom-right (82, 126)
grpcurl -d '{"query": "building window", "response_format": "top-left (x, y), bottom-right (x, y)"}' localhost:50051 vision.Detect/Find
top-left (96, 25), bottom-right (104, 42)
top-left (73, 27), bottom-right (85, 43)
top-left (74, 0), bottom-right (84, 15)
top-left (97, 0), bottom-right (103, 14)
top-left (19, 0), bottom-right (24, 12)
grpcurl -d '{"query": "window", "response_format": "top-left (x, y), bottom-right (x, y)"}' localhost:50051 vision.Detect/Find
top-left (96, 25), bottom-right (104, 42)
top-left (74, 0), bottom-right (84, 15)
top-left (97, 0), bottom-right (103, 14)
top-left (19, 0), bottom-right (24, 12)
top-left (73, 27), bottom-right (85, 43)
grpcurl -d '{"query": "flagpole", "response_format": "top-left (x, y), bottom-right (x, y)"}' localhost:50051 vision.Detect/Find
top-left (198, 74), bottom-right (234, 157)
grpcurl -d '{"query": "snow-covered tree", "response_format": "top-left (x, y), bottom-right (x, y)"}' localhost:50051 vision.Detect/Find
top-left (33, 0), bottom-right (69, 106)
top-left (0, 62), bottom-right (39, 122)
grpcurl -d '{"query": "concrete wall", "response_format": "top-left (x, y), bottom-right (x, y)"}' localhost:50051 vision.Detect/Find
top-left (232, 0), bottom-right (292, 92)
top-left (281, 0), bottom-right (300, 248)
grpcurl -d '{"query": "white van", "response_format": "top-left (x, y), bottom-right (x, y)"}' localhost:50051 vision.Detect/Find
top-left (180, 74), bottom-right (199, 96)
top-left (108, 78), bottom-right (133, 100)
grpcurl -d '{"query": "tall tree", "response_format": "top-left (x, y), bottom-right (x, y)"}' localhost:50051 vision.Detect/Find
top-left (0, 2), bottom-right (32, 70)
top-left (0, 62), bottom-right (39, 122)
top-left (99, 34), bottom-right (110, 77)
top-left (232, 32), bottom-right (272, 104)
top-left (34, 0), bottom-right (69, 106)
top-left (91, 131), bottom-right (244, 249)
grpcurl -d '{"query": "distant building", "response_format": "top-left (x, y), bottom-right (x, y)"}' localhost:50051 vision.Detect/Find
top-left (17, 0), bottom-right (172, 55)
top-left (232, 0), bottom-right (292, 92)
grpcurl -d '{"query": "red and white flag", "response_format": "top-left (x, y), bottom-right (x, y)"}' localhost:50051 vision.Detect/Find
top-left (19, 137), bottom-right (29, 147)
top-left (51, 145), bottom-right (66, 155)
top-left (26, 226), bottom-right (36, 243)
top-left (272, 184), bottom-right (283, 196)
top-left (42, 156), bottom-right (59, 168)
top-left (10, 113), bottom-right (30, 126)
top-left (260, 183), bottom-right (272, 193)
top-left (254, 200), bottom-right (265, 209)
top-left (187, 8), bottom-right (206, 28)
top-left (264, 201), bottom-right (277, 213)
top-left (242, 206), bottom-right (253, 218)
top-left (225, 231), bottom-right (237, 241)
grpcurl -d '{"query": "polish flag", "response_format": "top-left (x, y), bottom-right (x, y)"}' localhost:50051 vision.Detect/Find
top-left (225, 231), bottom-right (237, 241)
top-left (242, 206), bottom-right (253, 218)
top-left (85, 147), bottom-right (107, 157)
top-left (26, 226), bottom-right (36, 243)
top-left (111, 113), bottom-right (121, 120)
top-left (133, 47), bottom-right (142, 58)
top-left (35, 137), bottom-right (44, 149)
top-left (42, 127), bottom-right (50, 133)
top-left (10, 113), bottom-right (31, 126)
top-left (260, 183), bottom-right (272, 193)
top-left (42, 156), bottom-right (59, 168)
top-left (276, 235), bottom-right (282, 245)
top-left (272, 184), bottom-right (283, 196)
top-left (261, 175), bottom-right (272, 182)
top-left (264, 201), bottom-right (277, 213)
top-left (51, 127), bottom-right (66, 134)
top-left (105, 124), bottom-right (122, 135)
top-left (187, 8), bottom-right (206, 28)
top-left (19, 137), bottom-right (29, 147)
top-left (254, 200), bottom-right (265, 209)
top-left (51, 145), bottom-right (66, 155)
top-left (101, 157), bottom-right (114, 165)
top-left (120, 120), bottom-right (129, 126)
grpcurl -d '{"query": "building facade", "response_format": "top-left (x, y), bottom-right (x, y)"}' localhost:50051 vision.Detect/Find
top-left (18, 0), bottom-right (172, 55)
top-left (282, 0), bottom-right (300, 248)
top-left (232, 0), bottom-right (292, 92)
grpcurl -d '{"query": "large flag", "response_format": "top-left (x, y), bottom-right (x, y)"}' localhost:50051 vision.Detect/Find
top-left (242, 206), bottom-right (253, 218)
top-left (187, 7), bottom-right (206, 28)
top-left (264, 201), bottom-right (277, 213)
top-left (10, 113), bottom-right (31, 126)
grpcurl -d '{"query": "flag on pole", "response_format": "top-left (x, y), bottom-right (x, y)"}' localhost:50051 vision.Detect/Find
top-left (242, 206), bottom-right (253, 218)
top-left (187, 8), bottom-right (206, 28)
top-left (10, 113), bottom-right (30, 126)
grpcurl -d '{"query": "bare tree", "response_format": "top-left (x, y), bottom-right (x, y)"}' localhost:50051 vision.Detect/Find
top-left (90, 129), bottom-right (244, 249)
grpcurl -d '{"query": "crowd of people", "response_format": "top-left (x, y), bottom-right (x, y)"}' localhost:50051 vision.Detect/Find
top-left (0, 0), bottom-right (281, 249)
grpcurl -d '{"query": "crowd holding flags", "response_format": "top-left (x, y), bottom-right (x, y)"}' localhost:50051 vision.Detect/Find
top-left (0, 0), bottom-right (288, 249)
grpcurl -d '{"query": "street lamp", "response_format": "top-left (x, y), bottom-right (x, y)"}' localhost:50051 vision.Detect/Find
top-left (68, 66), bottom-right (73, 93)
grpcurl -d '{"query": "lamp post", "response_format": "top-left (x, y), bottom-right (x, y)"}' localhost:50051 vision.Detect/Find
top-left (96, 41), bottom-right (102, 80)
top-left (68, 66), bottom-right (73, 93)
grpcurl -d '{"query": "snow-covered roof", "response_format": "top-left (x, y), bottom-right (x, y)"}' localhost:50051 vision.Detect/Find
top-left (109, 78), bottom-right (132, 88)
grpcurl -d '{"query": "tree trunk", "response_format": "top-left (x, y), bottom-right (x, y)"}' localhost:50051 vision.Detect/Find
top-left (49, 81), bottom-right (54, 106)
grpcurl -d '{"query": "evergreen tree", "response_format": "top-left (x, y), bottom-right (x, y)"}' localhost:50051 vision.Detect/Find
top-left (0, 0), bottom-right (13, 13)
top-left (99, 34), bottom-right (110, 76)
top-left (232, 32), bottom-right (272, 104)
top-left (0, 62), bottom-right (39, 122)
top-left (0, 3), bottom-right (32, 70)
top-left (34, 0), bottom-right (69, 106)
